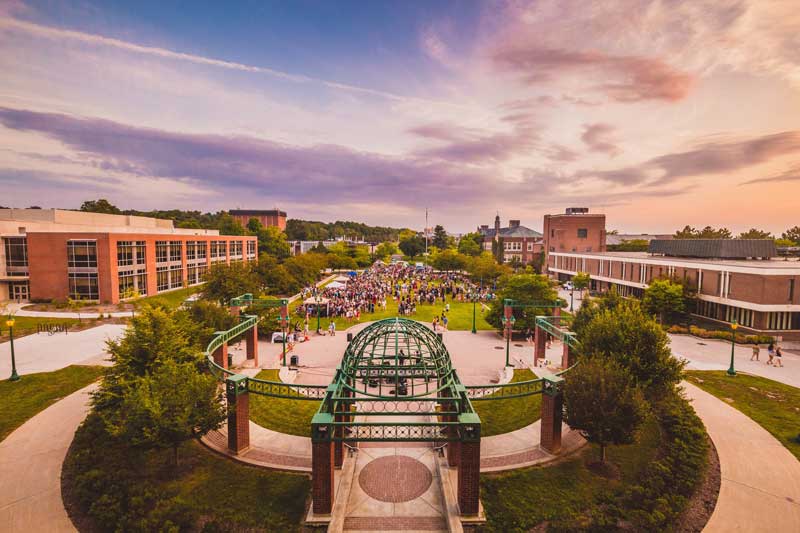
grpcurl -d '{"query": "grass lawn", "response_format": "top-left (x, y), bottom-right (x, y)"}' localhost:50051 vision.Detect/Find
top-left (480, 416), bottom-right (661, 532)
top-left (0, 315), bottom-right (79, 341)
top-left (474, 369), bottom-right (541, 437)
top-left (0, 365), bottom-right (104, 442)
top-left (289, 294), bottom-right (493, 332)
top-left (64, 414), bottom-right (310, 532)
top-left (134, 285), bottom-right (200, 310)
top-left (249, 369), bottom-right (320, 437)
top-left (686, 370), bottom-right (800, 460)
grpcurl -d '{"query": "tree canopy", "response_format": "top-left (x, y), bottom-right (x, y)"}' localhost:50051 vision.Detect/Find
top-left (485, 273), bottom-right (557, 330)
top-left (673, 225), bottom-right (732, 239)
top-left (642, 279), bottom-right (685, 324)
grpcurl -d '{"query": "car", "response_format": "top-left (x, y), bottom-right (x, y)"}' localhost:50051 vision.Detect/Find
top-left (563, 281), bottom-right (574, 290)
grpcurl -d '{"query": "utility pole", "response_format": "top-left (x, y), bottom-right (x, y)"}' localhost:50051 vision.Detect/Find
top-left (425, 208), bottom-right (429, 255)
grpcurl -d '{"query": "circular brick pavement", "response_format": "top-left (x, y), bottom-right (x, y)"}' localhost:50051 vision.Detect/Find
top-left (358, 455), bottom-right (432, 502)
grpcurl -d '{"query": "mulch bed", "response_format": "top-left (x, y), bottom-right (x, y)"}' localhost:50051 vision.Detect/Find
top-left (676, 436), bottom-right (721, 532)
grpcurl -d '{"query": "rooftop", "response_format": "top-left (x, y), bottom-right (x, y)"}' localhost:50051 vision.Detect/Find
top-left (552, 250), bottom-right (800, 271)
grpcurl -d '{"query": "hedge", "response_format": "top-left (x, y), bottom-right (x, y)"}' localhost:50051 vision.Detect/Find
top-left (668, 324), bottom-right (773, 345)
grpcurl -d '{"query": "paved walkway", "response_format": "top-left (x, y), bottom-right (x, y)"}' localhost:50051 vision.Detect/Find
top-left (684, 382), bottom-right (800, 532)
top-left (0, 384), bottom-right (96, 533)
top-left (0, 324), bottom-right (124, 376)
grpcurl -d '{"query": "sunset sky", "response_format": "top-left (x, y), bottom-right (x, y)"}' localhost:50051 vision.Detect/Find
top-left (1, 0), bottom-right (799, 234)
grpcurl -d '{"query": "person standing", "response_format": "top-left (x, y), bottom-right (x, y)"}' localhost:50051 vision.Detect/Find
top-left (329, 321), bottom-right (336, 337)
top-left (751, 343), bottom-right (760, 361)
top-left (775, 346), bottom-right (784, 367)
top-left (767, 343), bottom-right (775, 365)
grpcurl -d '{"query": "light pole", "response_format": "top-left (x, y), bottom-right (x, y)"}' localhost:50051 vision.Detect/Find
top-left (727, 319), bottom-right (738, 376)
top-left (569, 287), bottom-right (574, 313)
top-left (315, 293), bottom-right (322, 334)
top-left (6, 317), bottom-right (19, 381)
top-left (278, 314), bottom-right (289, 367)
top-left (471, 291), bottom-right (477, 334)
top-left (501, 314), bottom-right (516, 367)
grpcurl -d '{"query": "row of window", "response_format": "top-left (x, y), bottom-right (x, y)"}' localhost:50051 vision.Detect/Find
top-left (117, 241), bottom-right (146, 267)
top-left (4, 237), bottom-right (28, 268)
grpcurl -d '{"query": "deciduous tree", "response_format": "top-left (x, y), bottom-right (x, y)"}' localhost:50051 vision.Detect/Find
top-left (643, 279), bottom-right (685, 324)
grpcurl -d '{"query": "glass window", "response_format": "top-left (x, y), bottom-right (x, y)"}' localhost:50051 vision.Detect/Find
top-left (4, 237), bottom-right (28, 267)
top-left (69, 272), bottom-right (99, 300)
top-left (169, 241), bottom-right (182, 262)
top-left (196, 241), bottom-right (207, 260)
top-left (67, 240), bottom-right (97, 268)
top-left (156, 241), bottom-right (168, 263)
top-left (186, 241), bottom-right (196, 261)
top-left (118, 268), bottom-right (147, 298)
top-left (117, 241), bottom-right (134, 266)
top-left (157, 266), bottom-right (169, 292)
top-left (577, 228), bottom-right (588, 238)
top-left (247, 240), bottom-right (256, 257)
top-left (169, 264), bottom-right (183, 289)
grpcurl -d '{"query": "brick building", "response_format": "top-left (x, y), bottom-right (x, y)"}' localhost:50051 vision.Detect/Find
top-left (547, 233), bottom-right (800, 340)
top-left (229, 209), bottom-right (287, 231)
top-left (1, 209), bottom-right (256, 304)
top-left (542, 208), bottom-right (606, 264)
top-left (477, 215), bottom-right (543, 264)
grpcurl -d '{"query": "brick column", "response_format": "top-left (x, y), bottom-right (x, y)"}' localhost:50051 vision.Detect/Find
top-left (540, 375), bottom-right (564, 454)
top-left (246, 324), bottom-right (258, 366)
top-left (457, 414), bottom-right (481, 515)
top-left (213, 342), bottom-right (228, 370)
top-left (334, 397), bottom-right (345, 467)
top-left (312, 414), bottom-right (335, 515)
top-left (553, 305), bottom-right (561, 326)
top-left (230, 305), bottom-right (241, 317)
top-left (561, 341), bottom-right (570, 369)
top-left (226, 375), bottom-right (250, 454)
top-left (534, 324), bottom-right (546, 366)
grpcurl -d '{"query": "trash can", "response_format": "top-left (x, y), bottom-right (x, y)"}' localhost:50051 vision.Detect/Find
top-left (347, 332), bottom-right (353, 342)
top-left (290, 355), bottom-right (299, 366)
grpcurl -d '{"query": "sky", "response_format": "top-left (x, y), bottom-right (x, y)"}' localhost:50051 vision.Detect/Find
top-left (1, 0), bottom-right (799, 234)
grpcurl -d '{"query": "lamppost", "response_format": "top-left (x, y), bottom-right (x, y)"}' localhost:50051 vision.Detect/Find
top-left (6, 317), bottom-right (19, 381)
top-left (278, 313), bottom-right (289, 367)
top-left (569, 285), bottom-right (574, 313)
top-left (315, 293), bottom-right (322, 334)
top-left (727, 319), bottom-right (738, 376)
top-left (501, 314), bottom-right (516, 367)
top-left (471, 290), bottom-right (477, 335)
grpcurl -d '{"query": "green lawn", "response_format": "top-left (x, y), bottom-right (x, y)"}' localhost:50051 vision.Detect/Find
top-left (249, 369), bottom-right (321, 437)
top-left (474, 369), bottom-right (542, 437)
top-left (290, 294), bottom-right (493, 332)
top-left (134, 286), bottom-right (200, 310)
top-left (63, 413), bottom-right (310, 532)
top-left (0, 316), bottom-right (79, 341)
top-left (0, 365), bottom-right (105, 442)
top-left (686, 370), bottom-right (800, 460)
top-left (481, 416), bottom-right (661, 532)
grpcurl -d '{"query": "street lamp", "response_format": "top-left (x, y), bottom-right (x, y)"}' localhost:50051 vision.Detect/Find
top-left (315, 293), bottom-right (322, 334)
top-left (569, 286), bottom-right (574, 313)
top-left (6, 317), bottom-right (19, 381)
top-left (278, 313), bottom-right (289, 367)
top-left (727, 319), bottom-right (738, 376)
top-left (501, 314), bottom-right (516, 367)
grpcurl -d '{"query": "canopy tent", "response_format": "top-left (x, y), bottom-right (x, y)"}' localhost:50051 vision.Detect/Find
top-left (302, 296), bottom-right (331, 317)
top-left (327, 280), bottom-right (347, 289)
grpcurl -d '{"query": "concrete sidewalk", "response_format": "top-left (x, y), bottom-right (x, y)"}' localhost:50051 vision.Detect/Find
top-left (0, 384), bottom-right (96, 532)
top-left (684, 382), bottom-right (800, 532)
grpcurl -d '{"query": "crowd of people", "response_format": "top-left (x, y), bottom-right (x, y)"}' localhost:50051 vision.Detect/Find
top-left (295, 261), bottom-right (496, 329)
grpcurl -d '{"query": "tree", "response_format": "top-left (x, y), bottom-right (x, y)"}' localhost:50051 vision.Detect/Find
top-left (432, 225), bottom-right (452, 249)
top-left (283, 253), bottom-right (327, 287)
top-left (563, 357), bottom-right (647, 463)
top-left (643, 279), bottom-right (685, 324)
top-left (186, 300), bottom-right (236, 346)
top-left (80, 198), bottom-right (121, 214)
top-left (375, 241), bottom-right (398, 260)
top-left (202, 262), bottom-right (261, 303)
top-left (254, 254), bottom-right (296, 294)
top-left (673, 225), bottom-right (732, 239)
top-left (571, 272), bottom-right (591, 299)
top-left (457, 235), bottom-right (482, 256)
top-left (431, 249), bottom-right (467, 272)
top-left (466, 252), bottom-right (509, 284)
top-left (106, 359), bottom-right (225, 467)
top-left (607, 239), bottom-right (649, 252)
top-left (571, 289), bottom-right (623, 338)
top-left (485, 273), bottom-right (557, 331)
top-left (782, 226), bottom-right (800, 245)
top-left (578, 300), bottom-right (685, 397)
top-left (309, 241), bottom-right (329, 254)
top-left (737, 228), bottom-right (773, 239)
top-left (775, 238), bottom-right (796, 247)
top-left (399, 234), bottom-right (426, 257)
top-left (258, 225), bottom-right (291, 259)
top-left (217, 213), bottom-right (247, 236)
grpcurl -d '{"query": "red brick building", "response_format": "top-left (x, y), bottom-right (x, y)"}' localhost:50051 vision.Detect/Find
top-left (477, 215), bottom-right (543, 264)
top-left (542, 207), bottom-right (607, 262)
top-left (1, 209), bottom-right (256, 304)
top-left (229, 209), bottom-right (287, 231)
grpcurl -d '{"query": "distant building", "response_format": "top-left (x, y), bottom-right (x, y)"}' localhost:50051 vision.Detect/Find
top-left (606, 233), bottom-right (673, 247)
top-left (229, 209), bottom-right (287, 231)
top-left (288, 239), bottom-right (377, 256)
top-left (542, 208), bottom-right (606, 267)
top-left (0, 209), bottom-right (256, 304)
top-left (477, 215), bottom-right (543, 264)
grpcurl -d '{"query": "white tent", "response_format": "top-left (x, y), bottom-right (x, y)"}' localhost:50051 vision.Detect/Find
top-left (327, 280), bottom-right (347, 289)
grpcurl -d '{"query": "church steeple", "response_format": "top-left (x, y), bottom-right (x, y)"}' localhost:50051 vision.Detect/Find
top-left (494, 213), bottom-right (501, 237)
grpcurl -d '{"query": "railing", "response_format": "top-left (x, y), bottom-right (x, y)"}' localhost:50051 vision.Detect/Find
top-left (331, 421), bottom-right (455, 442)
top-left (465, 376), bottom-right (544, 400)
top-left (204, 314), bottom-right (258, 379)
top-left (535, 315), bottom-right (578, 347)
top-left (247, 376), bottom-right (327, 399)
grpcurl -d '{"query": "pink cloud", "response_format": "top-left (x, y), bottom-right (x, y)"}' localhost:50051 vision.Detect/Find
top-left (581, 123), bottom-right (621, 156)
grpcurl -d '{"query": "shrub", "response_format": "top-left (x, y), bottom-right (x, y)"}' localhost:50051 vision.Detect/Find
top-left (667, 324), bottom-right (773, 344)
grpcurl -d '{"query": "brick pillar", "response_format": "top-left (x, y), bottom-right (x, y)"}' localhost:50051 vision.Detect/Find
top-left (457, 417), bottom-right (481, 515)
top-left (334, 398), bottom-right (344, 467)
top-left (226, 375), bottom-right (250, 454)
top-left (312, 416), bottom-right (335, 515)
top-left (540, 376), bottom-right (564, 454)
top-left (561, 341), bottom-right (570, 369)
top-left (534, 325), bottom-right (546, 366)
top-left (246, 324), bottom-right (258, 366)
top-left (213, 342), bottom-right (228, 370)
top-left (230, 305), bottom-right (241, 317)
top-left (553, 305), bottom-right (561, 326)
